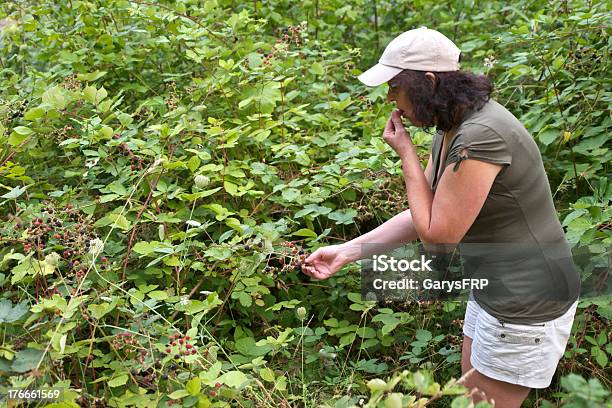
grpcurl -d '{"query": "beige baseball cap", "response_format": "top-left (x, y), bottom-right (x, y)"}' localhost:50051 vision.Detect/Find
top-left (358, 27), bottom-right (461, 87)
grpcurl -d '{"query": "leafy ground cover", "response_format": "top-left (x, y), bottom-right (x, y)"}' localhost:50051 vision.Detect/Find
top-left (0, 0), bottom-right (610, 407)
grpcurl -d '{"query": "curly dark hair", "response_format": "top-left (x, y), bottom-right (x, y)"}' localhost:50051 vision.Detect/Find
top-left (389, 69), bottom-right (493, 131)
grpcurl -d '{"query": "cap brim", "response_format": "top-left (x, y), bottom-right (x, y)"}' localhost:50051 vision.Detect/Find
top-left (357, 63), bottom-right (403, 87)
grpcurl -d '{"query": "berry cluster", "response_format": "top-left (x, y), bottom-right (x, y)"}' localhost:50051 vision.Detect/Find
top-left (49, 123), bottom-right (76, 143)
top-left (62, 73), bottom-right (82, 91)
top-left (113, 133), bottom-right (144, 171)
top-left (262, 22), bottom-right (307, 66)
top-left (8, 98), bottom-right (29, 121)
top-left (358, 94), bottom-right (372, 109)
top-left (164, 81), bottom-right (180, 111)
top-left (45, 202), bottom-right (106, 278)
top-left (12, 202), bottom-right (102, 276)
top-left (76, 395), bottom-right (106, 408)
top-left (163, 333), bottom-right (199, 359)
top-left (349, 175), bottom-right (410, 224)
top-left (112, 332), bottom-right (138, 352)
top-left (277, 21), bottom-right (307, 48)
top-left (131, 365), bottom-right (158, 390)
top-left (263, 241), bottom-right (307, 276)
top-left (111, 332), bottom-right (150, 365)
top-left (208, 381), bottom-right (222, 398)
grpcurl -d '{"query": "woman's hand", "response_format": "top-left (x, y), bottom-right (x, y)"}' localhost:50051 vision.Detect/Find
top-left (383, 109), bottom-right (413, 156)
top-left (301, 244), bottom-right (349, 280)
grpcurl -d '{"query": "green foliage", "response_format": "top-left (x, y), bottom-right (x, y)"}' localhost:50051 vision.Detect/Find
top-left (0, 0), bottom-right (609, 406)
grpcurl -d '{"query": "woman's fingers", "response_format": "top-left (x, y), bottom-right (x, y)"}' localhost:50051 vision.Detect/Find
top-left (301, 263), bottom-right (326, 280)
top-left (301, 263), bottom-right (316, 277)
top-left (384, 116), bottom-right (395, 134)
top-left (305, 248), bottom-right (323, 263)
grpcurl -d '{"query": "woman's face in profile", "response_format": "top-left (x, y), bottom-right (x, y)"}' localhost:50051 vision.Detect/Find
top-left (386, 81), bottom-right (421, 127)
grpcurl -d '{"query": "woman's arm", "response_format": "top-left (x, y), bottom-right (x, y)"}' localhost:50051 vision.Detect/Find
top-left (338, 209), bottom-right (417, 263)
top-left (301, 153), bottom-right (434, 280)
top-left (385, 110), bottom-right (501, 244)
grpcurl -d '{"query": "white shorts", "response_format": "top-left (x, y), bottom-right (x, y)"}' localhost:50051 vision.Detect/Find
top-left (463, 297), bottom-right (578, 388)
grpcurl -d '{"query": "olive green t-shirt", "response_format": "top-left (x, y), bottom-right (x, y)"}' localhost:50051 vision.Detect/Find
top-left (430, 98), bottom-right (580, 324)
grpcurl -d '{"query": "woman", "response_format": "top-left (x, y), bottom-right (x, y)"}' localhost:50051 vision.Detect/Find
top-left (301, 27), bottom-right (580, 407)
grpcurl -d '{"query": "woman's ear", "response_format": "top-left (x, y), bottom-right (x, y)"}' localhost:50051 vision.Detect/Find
top-left (425, 72), bottom-right (437, 88)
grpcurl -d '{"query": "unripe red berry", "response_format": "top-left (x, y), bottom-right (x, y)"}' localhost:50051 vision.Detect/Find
top-left (172, 342), bottom-right (176, 346)
top-left (215, 382), bottom-right (221, 388)
top-left (186, 344), bottom-right (192, 349)
top-left (185, 336), bottom-right (190, 340)
top-left (179, 339), bottom-right (184, 345)
top-left (166, 348), bottom-right (171, 353)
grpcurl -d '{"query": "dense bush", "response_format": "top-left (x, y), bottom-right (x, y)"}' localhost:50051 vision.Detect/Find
top-left (0, 0), bottom-right (609, 407)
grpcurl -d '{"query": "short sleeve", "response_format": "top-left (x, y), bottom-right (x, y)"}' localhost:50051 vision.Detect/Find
top-left (445, 123), bottom-right (512, 172)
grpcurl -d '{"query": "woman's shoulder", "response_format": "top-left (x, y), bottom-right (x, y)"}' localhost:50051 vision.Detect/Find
top-left (458, 99), bottom-right (530, 141)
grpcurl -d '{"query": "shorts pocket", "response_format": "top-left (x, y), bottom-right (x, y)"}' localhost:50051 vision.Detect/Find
top-left (474, 312), bottom-right (546, 377)
top-left (496, 327), bottom-right (545, 346)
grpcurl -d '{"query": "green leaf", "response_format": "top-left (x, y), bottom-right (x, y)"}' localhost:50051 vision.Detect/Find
top-left (238, 291), bottom-right (252, 307)
top-left (7, 132), bottom-right (27, 146)
top-left (108, 373), bottom-right (129, 387)
top-left (76, 71), bottom-right (107, 81)
top-left (99, 125), bottom-right (113, 139)
top-left (416, 329), bottom-right (432, 342)
top-left (148, 290), bottom-right (169, 300)
top-left (11, 348), bottom-right (44, 373)
top-left (538, 127), bottom-right (559, 146)
top-left (282, 188), bottom-right (300, 202)
top-left (292, 228), bottom-right (317, 238)
top-left (107, 181), bottom-right (127, 196)
top-left (259, 367), bottom-right (275, 382)
top-left (23, 107), bottom-right (44, 121)
top-left (309, 62), bottom-right (324, 75)
top-left (168, 389), bottom-right (191, 399)
top-left (243, 81), bottom-right (282, 114)
top-left (83, 85), bottom-right (108, 105)
top-left (217, 370), bottom-right (248, 388)
top-left (0, 299), bottom-right (29, 323)
top-left (224, 181), bottom-right (239, 196)
top-left (235, 337), bottom-right (272, 357)
top-left (93, 213), bottom-right (132, 231)
top-left (1, 186), bottom-right (27, 199)
top-left (42, 86), bottom-right (67, 109)
top-left (328, 208), bottom-right (357, 225)
top-left (186, 377), bottom-right (201, 396)
top-left (591, 346), bottom-right (608, 368)
top-left (133, 241), bottom-right (156, 256)
top-left (13, 126), bottom-right (33, 136)
top-left (87, 302), bottom-right (115, 320)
